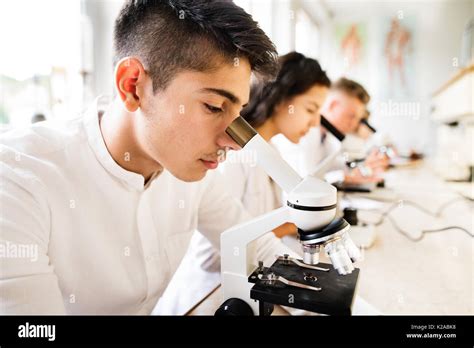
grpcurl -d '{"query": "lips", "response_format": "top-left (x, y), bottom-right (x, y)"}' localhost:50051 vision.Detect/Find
top-left (200, 159), bottom-right (218, 170)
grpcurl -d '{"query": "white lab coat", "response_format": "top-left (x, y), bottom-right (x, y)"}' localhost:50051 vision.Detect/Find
top-left (0, 97), bottom-right (293, 314)
top-left (272, 128), bottom-right (346, 183)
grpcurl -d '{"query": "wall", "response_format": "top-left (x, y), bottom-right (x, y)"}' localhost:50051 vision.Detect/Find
top-left (317, 0), bottom-right (473, 154)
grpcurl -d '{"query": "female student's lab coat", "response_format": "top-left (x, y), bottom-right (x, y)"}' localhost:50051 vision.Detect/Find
top-left (0, 97), bottom-right (294, 314)
top-left (271, 128), bottom-right (346, 183)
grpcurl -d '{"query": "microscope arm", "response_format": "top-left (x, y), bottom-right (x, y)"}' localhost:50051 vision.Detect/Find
top-left (221, 206), bottom-right (291, 277)
top-left (220, 206), bottom-right (297, 311)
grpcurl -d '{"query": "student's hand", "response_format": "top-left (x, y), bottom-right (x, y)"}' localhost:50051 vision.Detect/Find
top-left (344, 167), bottom-right (383, 185)
top-left (364, 148), bottom-right (390, 172)
top-left (273, 222), bottom-right (297, 238)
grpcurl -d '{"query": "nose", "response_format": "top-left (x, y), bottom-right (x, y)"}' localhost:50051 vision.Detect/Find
top-left (216, 131), bottom-right (241, 151)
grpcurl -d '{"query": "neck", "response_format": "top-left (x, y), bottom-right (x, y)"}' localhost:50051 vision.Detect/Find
top-left (256, 119), bottom-right (279, 142)
top-left (100, 98), bottom-right (162, 182)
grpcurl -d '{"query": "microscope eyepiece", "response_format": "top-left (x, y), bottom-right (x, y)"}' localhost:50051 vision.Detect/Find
top-left (320, 115), bottom-right (346, 142)
top-left (360, 118), bottom-right (377, 133)
top-left (225, 116), bottom-right (257, 148)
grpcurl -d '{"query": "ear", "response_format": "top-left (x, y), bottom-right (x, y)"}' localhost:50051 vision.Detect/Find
top-left (114, 57), bottom-right (147, 112)
top-left (328, 99), bottom-right (338, 112)
top-left (274, 97), bottom-right (293, 116)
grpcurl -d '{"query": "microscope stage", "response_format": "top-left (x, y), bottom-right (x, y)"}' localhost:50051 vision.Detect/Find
top-left (248, 258), bottom-right (359, 315)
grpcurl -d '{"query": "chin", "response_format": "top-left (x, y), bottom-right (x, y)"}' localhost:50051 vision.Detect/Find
top-left (170, 167), bottom-right (207, 182)
top-left (289, 136), bottom-right (300, 144)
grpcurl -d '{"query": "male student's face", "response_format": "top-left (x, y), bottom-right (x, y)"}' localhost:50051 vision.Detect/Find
top-left (329, 93), bottom-right (366, 135)
top-left (137, 58), bottom-right (250, 182)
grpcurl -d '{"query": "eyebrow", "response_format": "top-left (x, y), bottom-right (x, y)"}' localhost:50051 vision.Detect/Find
top-left (200, 87), bottom-right (247, 107)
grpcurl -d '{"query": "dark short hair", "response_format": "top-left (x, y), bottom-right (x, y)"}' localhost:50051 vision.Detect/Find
top-left (332, 78), bottom-right (370, 104)
top-left (114, 0), bottom-right (278, 91)
top-left (241, 52), bottom-right (331, 128)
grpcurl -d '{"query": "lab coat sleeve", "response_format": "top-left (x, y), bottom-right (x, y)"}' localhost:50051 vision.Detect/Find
top-left (298, 129), bottom-right (324, 178)
top-left (217, 154), bottom-right (248, 201)
top-left (197, 170), bottom-right (250, 248)
top-left (0, 159), bottom-right (66, 314)
top-left (323, 152), bottom-right (347, 184)
top-left (324, 169), bottom-right (345, 184)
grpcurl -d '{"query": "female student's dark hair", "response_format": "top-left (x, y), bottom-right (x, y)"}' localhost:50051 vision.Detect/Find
top-left (241, 52), bottom-right (331, 128)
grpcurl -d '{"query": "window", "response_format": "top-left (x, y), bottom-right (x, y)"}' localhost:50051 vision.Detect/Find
top-left (295, 8), bottom-right (320, 58)
top-left (234, 0), bottom-right (273, 42)
top-left (0, 0), bottom-right (84, 126)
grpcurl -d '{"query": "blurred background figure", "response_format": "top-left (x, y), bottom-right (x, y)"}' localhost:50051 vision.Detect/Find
top-left (31, 113), bottom-right (46, 124)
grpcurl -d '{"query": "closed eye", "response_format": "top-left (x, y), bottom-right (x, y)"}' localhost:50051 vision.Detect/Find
top-left (204, 103), bottom-right (223, 114)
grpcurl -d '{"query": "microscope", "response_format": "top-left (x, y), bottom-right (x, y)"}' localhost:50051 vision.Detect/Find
top-left (319, 115), bottom-right (381, 192)
top-left (216, 117), bottom-right (361, 316)
top-left (320, 116), bottom-right (382, 247)
top-left (359, 117), bottom-right (397, 164)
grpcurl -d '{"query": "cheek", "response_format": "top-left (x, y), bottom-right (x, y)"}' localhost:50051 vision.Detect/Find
top-left (175, 108), bottom-right (208, 153)
top-left (143, 104), bottom-right (197, 161)
top-left (290, 111), bottom-right (310, 131)
top-left (350, 119), bottom-right (359, 132)
top-left (279, 115), bottom-right (302, 142)
top-left (179, 106), bottom-right (222, 154)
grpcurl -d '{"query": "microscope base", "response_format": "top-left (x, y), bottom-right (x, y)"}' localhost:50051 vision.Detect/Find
top-left (248, 258), bottom-right (359, 316)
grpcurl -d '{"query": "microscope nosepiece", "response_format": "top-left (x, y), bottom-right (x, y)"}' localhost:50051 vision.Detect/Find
top-left (324, 240), bottom-right (355, 275)
top-left (342, 232), bottom-right (362, 263)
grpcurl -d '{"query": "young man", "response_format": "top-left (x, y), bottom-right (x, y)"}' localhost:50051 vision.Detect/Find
top-left (0, 0), bottom-right (290, 314)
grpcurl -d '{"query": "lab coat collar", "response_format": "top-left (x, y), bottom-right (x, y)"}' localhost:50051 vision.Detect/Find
top-left (83, 96), bottom-right (159, 191)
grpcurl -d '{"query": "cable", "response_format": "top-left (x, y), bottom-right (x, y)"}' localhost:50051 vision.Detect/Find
top-left (343, 190), bottom-right (474, 218)
top-left (434, 196), bottom-right (473, 217)
top-left (358, 205), bottom-right (473, 242)
top-left (342, 182), bottom-right (474, 241)
top-left (352, 195), bottom-right (473, 223)
top-left (385, 215), bottom-right (473, 242)
top-left (422, 226), bottom-right (473, 238)
top-left (356, 200), bottom-right (435, 226)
